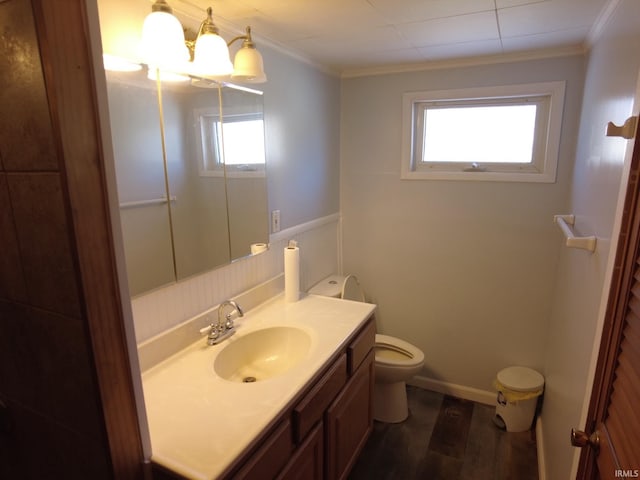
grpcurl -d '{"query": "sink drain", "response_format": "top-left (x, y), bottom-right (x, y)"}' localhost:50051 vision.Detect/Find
top-left (243, 376), bottom-right (257, 383)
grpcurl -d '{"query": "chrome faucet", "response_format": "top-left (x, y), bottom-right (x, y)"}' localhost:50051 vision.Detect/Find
top-left (200, 300), bottom-right (244, 346)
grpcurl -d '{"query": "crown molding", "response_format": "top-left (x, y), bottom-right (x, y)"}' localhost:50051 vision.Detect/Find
top-left (340, 45), bottom-right (587, 79)
top-left (585, 0), bottom-right (621, 49)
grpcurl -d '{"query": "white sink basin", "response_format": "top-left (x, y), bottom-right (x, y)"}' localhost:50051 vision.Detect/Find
top-left (214, 326), bottom-right (311, 382)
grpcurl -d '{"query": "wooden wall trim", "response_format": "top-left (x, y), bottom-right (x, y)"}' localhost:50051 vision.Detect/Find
top-left (31, 0), bottom-right (146, 477)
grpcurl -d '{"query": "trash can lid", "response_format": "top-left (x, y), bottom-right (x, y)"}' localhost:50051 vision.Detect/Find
top-left (497, 366), bottom-right (544, 392)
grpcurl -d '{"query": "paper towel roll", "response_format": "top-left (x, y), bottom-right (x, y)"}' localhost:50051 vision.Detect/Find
top-left (251, 243), bottom-right (268, 255)
top-left (284, 245), bottom-right (300, 303)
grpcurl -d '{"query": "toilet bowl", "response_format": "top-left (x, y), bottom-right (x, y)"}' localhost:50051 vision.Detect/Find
top-left (308, 274), bottom-right (425, 423)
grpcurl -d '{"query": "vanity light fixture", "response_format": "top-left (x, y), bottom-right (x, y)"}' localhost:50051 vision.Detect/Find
top-left (141, 1), bottom-right (267, 83)
top-left (140, 0), bottom-right (190, 70)
top-left (187, 7), bottom-right (267, 83)
top-left (228, 26), bottom-right (267, 83)
top-left (188, 7), bottom-right (234, 78)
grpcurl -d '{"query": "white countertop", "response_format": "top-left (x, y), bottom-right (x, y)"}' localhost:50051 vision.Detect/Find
top-left (142, 293), bottom-right (376, 479)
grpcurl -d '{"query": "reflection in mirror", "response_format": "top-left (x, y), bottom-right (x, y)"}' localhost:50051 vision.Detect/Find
top-left (106, 69), bottom-right (175, 296)
top-left (159, 79), bottom-right (232, 281)
top-left (221, 85), bottom-right (269, 260)
top-left (106, 69), bottom-right (269, 297)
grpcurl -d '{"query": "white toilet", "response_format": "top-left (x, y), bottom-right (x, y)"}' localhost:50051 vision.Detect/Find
top-left (308, 274), bottom-right (425, 423)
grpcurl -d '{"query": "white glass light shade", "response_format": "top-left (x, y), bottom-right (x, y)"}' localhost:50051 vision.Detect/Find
top-left (140, 11), bottom-right (189, 69)
top-left (192, 33), bottom-right (234, 78)
top-left (231, 46), bottom-right (267, 83)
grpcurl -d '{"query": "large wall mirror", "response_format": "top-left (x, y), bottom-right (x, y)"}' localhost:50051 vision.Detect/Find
top-left (106, 69), bottom-right (269, 296)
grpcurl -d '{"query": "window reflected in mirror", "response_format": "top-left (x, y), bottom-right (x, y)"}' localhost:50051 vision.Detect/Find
top-left (105, 69), bottom-right (269, 297)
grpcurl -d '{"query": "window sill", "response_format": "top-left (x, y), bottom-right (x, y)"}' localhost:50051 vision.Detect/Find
top-left (400, 169), bottom-right (557, 183)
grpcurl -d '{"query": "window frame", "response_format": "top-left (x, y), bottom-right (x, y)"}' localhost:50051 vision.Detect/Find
top-left (401, 81), bottom-right (566, 183)
top-left (195, 108), bottom-right (266, 179)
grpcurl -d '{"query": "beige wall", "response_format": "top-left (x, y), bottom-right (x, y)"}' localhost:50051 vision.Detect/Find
top-left (340, 55), bottom-right (585, 392)
top-left (543, 1), bottom-right (640, 478)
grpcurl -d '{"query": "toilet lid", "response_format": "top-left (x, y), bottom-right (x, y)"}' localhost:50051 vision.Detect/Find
top-left (342, 274), bottom-right (365, 302)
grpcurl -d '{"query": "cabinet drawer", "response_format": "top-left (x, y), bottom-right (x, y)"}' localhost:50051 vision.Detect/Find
top-left (232, 419), bottom-right (293, 480)
top-left (276, 422), bottom-right (323, 480)
top-left (347, 318), bottom-right (375, 374)
top-left (293, 354), bottom-right (347, 443)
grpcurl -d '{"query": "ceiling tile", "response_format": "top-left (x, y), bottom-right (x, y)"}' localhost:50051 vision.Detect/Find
top-left (398, 11), bottom-right (500, 48)
top-left (495, 0), bottom-right (548, 7)
top-left (235, 0), bottom-right (387, 42)
top-left (498, 0), bottom-right (607, 37)
top-left (368, 0), bottom-right (495, 23)
top-left (417, 39), bottom-right (505, 61)
top-left (501, 26), bottom-right (589, 52)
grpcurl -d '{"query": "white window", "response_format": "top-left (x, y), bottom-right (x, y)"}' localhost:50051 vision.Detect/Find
top-left (196, 109), bottom-right (266, 178)
top-left (401, 82), bottom-right (565, 182)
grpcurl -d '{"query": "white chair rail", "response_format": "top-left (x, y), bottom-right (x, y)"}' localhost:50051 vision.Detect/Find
top-left (554, 214), bottom-right (597, 252)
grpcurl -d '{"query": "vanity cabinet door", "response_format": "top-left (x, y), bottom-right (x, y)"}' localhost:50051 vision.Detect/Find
top-left (276, 422), bottom-right (323, 480)
top-left (325, 350), bottom-right (374, 480)
top-left (293, 354), bottom-right (347, 443)
top-left (232, 420), bottom-right (294, 480)
top-left (347, 319), bottom-right (375, 374)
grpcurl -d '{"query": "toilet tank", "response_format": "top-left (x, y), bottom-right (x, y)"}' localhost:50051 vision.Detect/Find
top-left (308, 274), bottom-right (344, 298)
top-left (308, 274), bottom-right (365, 302)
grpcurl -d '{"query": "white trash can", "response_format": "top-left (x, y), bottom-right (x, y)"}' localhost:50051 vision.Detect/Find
top-left (493, 366), bottom-right (544, 432)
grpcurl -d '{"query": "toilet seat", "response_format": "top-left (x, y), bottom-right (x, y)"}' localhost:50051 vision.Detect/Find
top-left (375, 334), bottom-right (424, 368)
top-left (308, 274), bottom-right (426, 423)
top-left (342, 274), bottom-right (365, 302)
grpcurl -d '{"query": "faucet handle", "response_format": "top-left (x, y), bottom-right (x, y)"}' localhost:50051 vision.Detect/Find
top-left (199, 323), bottom-right (214, 335)
top-left (199, 323), bottom-right (219, 337)
top-left (200, 323), bottom-right (221, 345)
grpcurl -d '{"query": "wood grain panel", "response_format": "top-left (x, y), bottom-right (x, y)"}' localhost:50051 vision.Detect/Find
top-left (0, 300), bottom-right (103, 437)
top-left (7, 173), bottom-right (81, 317)
top-left (347, 318), bottom-right (375, 374)
top-left (276, 422), bottom-right (323, 480)
top-left (0, 174), bottom-right (27, 301)
top-left (0, 0), bottom-right (58, 171)
top-left (31, 0), bottom-right (146, 477)
top-left (325, 351), bottom-right (374, 480)
top-left (599, 232), bottom-right (640, 472)
top-left (233, 420), bottom-right (294, 480)
top-left (427, 395), bottom-right (474, 459)
top-left (293, 354), bottom-right (347, 443)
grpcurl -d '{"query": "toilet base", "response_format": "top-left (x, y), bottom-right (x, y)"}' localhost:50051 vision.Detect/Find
top-left (373, 381), bottom-right (409, 423)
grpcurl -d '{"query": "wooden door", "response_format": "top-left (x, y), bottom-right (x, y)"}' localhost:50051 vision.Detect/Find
top-left (574, 116), bottom-right (640, 479)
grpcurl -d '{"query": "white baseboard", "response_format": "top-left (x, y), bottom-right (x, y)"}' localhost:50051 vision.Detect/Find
top-left (536, 416), bottom-right (546, 480)
top-left (407, 375), bottom-right (496, 406)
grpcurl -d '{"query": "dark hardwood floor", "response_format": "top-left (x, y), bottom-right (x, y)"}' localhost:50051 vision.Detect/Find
top-left (349, 386), bottom-right (538, 480)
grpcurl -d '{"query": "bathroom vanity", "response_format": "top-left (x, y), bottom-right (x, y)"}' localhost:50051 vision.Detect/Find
top-left (143, 294), bottom-right (376, 480)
